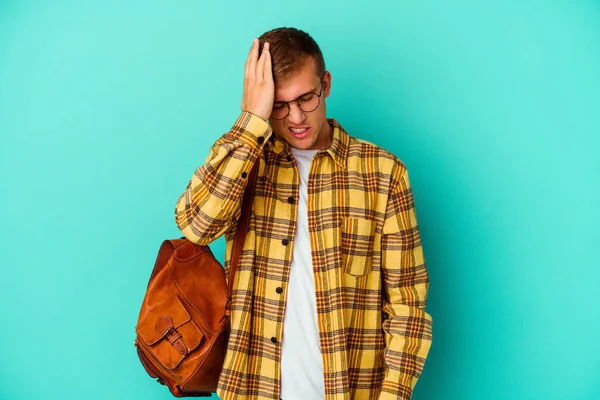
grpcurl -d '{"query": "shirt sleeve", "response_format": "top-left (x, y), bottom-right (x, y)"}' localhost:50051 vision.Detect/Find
top-left (174, 111), bottom-right (272, 245)
top-left (379, 165), bottom-right (433, 399)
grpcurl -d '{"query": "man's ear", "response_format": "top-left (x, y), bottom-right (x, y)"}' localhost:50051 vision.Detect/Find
top-left (323, 70), bottom-right (332, 98)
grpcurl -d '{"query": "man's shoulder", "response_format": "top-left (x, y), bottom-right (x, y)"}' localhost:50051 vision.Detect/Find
top-left (345, 135), bottom-right (406, 174)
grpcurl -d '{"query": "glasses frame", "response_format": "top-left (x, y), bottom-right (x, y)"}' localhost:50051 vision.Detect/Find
top-left (269, 79), bottom-right (324, 120)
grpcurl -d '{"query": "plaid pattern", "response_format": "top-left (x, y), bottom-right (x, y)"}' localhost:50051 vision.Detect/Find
top-left (175, 112), bottom-right (432, 400)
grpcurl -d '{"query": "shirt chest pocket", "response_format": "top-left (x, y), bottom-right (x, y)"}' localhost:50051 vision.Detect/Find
top-left (341, 217), bottom-right (376, 276)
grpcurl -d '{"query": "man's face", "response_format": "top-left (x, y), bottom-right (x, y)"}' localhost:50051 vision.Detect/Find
top-left (269, 60), bottom-right (332, 150)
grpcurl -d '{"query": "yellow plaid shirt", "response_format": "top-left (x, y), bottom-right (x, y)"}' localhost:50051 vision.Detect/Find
top-left (175, 112), bottom-right (432, 400)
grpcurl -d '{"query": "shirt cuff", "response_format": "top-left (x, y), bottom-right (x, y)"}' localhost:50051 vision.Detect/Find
top-left (229, 111), bottom-right (272, 147)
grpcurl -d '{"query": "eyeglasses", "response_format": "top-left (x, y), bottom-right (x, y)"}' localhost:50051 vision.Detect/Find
top-left (269, 81), bottom-right (324, 120)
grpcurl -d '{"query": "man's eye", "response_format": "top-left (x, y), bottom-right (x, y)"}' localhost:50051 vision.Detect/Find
top-left (299, 94), bottom-right (314, 101)
top-left (273, 103), bottom-right (286, 110)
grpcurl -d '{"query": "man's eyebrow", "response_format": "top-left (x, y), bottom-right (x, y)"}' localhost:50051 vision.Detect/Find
top-left (274, 88), bottom-right (317, 103)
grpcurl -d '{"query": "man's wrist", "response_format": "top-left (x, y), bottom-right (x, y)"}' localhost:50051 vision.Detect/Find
top-left (230, 111), bottom-right (272, 145)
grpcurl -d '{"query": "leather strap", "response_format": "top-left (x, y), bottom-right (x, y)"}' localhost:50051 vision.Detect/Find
top-left (226, 160), bottom-right (259, 316)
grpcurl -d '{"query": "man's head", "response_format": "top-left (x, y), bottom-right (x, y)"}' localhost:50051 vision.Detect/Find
top-left (258, 27), bottom-right (332, 150)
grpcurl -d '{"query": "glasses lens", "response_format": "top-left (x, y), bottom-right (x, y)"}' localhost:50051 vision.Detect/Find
top-left (298, 93), bottom-right (320, 113)
top-left (270, 104), bottom-right (289, 120)
top-left (270, 90), bottom-right (321, 120)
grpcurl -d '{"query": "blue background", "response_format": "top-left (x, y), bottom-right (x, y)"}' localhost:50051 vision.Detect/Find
top-left (1, 1), bottom-right (599, 399)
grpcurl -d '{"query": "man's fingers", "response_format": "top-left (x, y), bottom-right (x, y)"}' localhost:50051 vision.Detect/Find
top-left (245, 39), bottom-right (256, 65)
top-left (256, 42), bottom-right (268, 82)
top-left (246, 38), bottom-right (259, 81)
top-left (244, 39), bottom-right (256, 77)
top-left (262, 42), bottom-right (272, 82)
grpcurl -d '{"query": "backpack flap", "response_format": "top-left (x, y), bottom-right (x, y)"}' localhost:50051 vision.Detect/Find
top-left (136, 296), bottom-right (203, 370)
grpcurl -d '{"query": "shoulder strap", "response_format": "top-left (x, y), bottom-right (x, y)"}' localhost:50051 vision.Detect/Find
top-left (226, 161), bottom-right (259, 316)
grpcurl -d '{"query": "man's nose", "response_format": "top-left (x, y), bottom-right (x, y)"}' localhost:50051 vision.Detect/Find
top-left (287, 102), bottom-right (306, 124)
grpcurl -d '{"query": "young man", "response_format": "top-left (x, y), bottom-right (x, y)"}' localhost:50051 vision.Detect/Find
top-left (175, 27), bottom-right (432, 400)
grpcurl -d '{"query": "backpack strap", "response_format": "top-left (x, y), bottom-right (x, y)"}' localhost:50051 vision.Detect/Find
top-left (226, 160), bottom-right (259, 316)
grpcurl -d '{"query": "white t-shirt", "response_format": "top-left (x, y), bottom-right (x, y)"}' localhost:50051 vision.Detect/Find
top-left (280, 148), bottom-right (325, 400)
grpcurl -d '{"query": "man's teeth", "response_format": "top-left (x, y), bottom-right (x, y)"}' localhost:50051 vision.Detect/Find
top-left (290, 128), bottom-right (308, 133)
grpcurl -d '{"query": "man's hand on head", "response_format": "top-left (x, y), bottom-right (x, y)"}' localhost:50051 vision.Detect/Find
top-left (241, 38), bottom-right (274, 122)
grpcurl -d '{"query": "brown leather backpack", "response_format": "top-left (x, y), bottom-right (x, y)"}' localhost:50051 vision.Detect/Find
top-left (134, 163), bottom-right (258, 397)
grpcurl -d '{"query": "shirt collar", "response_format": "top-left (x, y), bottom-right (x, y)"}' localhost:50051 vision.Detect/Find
top-left (325, 118), bottom-right (349, 169)
top-left (269, 118), bottom-right (349, 169)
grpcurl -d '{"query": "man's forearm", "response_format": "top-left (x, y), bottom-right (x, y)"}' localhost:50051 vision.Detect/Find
top-left (379, 165), bottom-right (433, 399)
top-left (175, 111), bottom-right (271, 245)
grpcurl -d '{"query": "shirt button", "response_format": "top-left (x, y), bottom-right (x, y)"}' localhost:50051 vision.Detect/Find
top-left (281, 239), bottom-right (289, 246)
top-left (241, 171), bottom-right (247, 178)
top-left (276, 287), bottom-right (283, 294)
top-left (287, 196), bottom-right (294, 204)
top-left (286, 155), bottom-right (292, 162)
top-left (257, 136), bottom-right (265, 144)
top-left (271, 337), bottom-right (278, 344)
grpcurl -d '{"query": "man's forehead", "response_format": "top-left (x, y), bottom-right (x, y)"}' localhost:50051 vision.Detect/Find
top-left (274, 60), bottom-right (321, 101)
top-left (274, 75), bottom-right (321, 102)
